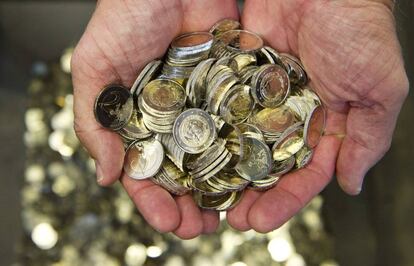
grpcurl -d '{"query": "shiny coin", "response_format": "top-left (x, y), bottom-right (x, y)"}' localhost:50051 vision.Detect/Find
top-left (295, 146), bottom-right (314, 169)
top-left (250, 175), bottom-right (281, 191)
top-left (250, 106), bottom-right (295, 134)
top-left (237, 123), bottom-right (265, 142)
top-left (272, 123), bottom-right (305, 161)
top-left (251, 64), bottom-right (290, 108)
top-left (152, 157), bottom-right (190, 195)
top-left (270, 156), bottom-right (296, 176)
top-left (213, 171), bottom-right (250, 191)
top-left (207, 72), bottom-right (238, 114)
top-left (219, 84), bottom-right (255, 124)
top-left (235, 136), bottom-right (272, 181)
top-left (131, 60), bottom-right (162, 97)
top-left (124, 138), bottom-right (164, 180)
top-left (173, 109), bottom-right (217, 154)
top-left (171, 32), bottom-right (214, 51)
top-left (218, 30), bottom-right (264, 53)
top-left (304, 105), bottom-right (326, 149)
top-left (193, 190), bottom-right (243, 211)
top-left (280, 55), bottom-right (308, 85)
top-left (142, 79), bottom-right (186, 112)
top-left (258, 47), bottom-right (276, 64)
top-left (186, 138), bottom-right (226, 171)
top-left (191, 179), bottom-right (228, 196)
top-left (217, 121), bottom-right (244, 168)
top-left (229, 53), bottom-right (257, 73)
top-left (262, 46), bottom-right (283, 65)
top-left (158, 133), bottom-right (188, 172)
top-left (209, 19), bottom-right (241, 36)
top-left (186, 58), bottom-right (216, 107)
top-left (190, 148), bottom-right (230, 180)
top-left (94, 85), bottom-right (133, 130)
top-left (118, 109), bottom-right (152, 140)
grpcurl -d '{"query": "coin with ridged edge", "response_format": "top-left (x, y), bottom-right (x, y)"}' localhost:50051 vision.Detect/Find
top-left (142, 79), bottom-right (186, 113)
top-left (173, 109), bottom-right (217, 154)
top-left (94, 85), bottom-right (133, 130)
top-left (124, 138), bottom-right (164, 180)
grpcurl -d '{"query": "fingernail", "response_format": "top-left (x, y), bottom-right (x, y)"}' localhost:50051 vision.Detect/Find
top-left (338, 177), bottom-right (363, 196)
top-left (94, 160), bottom-right (104, 184)
top-left (354, 185), bottom-right (362, 195)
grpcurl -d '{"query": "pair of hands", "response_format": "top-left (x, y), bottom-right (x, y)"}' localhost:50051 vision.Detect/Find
top-left (71, 0), bottom-right (408, 239)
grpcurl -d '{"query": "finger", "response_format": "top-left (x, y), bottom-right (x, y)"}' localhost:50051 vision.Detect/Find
top-left (121, 174), bottom-right (180, 233)
top-left (180, 0), bottom-right (239, 32)
top-left (173, 195), bottom-right (203, 239)
top-left (226, 189), bottom-right (261, 231)
top-left (72, 0), bottom-right (183, 185)
top-left (71, 3), bottom-right (126, 185)
top-left (242, 0), bottom-right (300, 52)
top-left (72, 64), bottom-right (125, 186)
top-left (201, 210), bottom-right (220, 234)
top-left (248, 134), bottom-right (342, 233)
top-left (337, 98), bottom-right (407, 194)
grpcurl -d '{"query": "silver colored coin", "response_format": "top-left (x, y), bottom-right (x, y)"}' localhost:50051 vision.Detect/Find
top-left (118, 109), bottom-right (152, 140)
top-left (173, 109), bottom-right (217, 154)
top-left (219, 84), bottom-right (255, 124)
top-left (250, 175), bottom-right (281, 191)
top-left (131, 60), bottom-right (162, 96)
top-left (251, 64), bottom-right (290, 108)
top-left (209, 19), bottom-right (241, 36)
top-left (171, 32), bottom-right (214, 52)
top-left (186, 58), bottom-right (216, 107)
top-left (190, 147), bottom-right (229, 179)
top-left (295, 146), bottom-right (314, 169)
top-left (142, 79), bottom-right (186, 113)
top-left (270, 156), bottom-right (296, 176)
top-left (124, 138), bottom-right (164, 180)
top-left (259, 47), bottom-right (276, 64)
top-left (192, 151), bottom-right (232, 183)
top-left (235, 136), bottom-right (272, 181)
top-left (187, 139), bottom-right (226, 172)
top-left (272, 122), bottom-right (305, 161)
top-left (262, 46), bottom-right (283, 66)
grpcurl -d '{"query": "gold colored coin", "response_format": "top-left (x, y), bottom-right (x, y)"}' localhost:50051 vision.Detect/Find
top-left (250, 106), bottom-right (295, 134)
top-left (142, 79), bottom-right (186, 112)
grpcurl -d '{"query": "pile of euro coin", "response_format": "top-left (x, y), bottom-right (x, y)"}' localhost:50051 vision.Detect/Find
top-left (94, 19), bottom-right (326, 211)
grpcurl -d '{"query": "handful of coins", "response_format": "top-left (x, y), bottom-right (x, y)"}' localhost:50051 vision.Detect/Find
top-left (94, 19), bottom-right (326, 211)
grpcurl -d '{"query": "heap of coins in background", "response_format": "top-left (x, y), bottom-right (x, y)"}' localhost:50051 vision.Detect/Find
top-left (19, 32), bottom-right (337, 266)
top-left (94, 19), bottom-right (326, 211)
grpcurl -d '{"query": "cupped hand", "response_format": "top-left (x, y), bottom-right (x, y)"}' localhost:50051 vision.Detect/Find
top-left (227, 0), bottom-right (409, 233)
top-left (71, 0), bottom-right (239, 239)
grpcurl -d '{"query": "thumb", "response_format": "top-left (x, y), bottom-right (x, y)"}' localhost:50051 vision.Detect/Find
top-left (71, 46), bottom-right (125, 186)
top-left (336, 75), bottom-right (408, 195)
top-left (75, 126), bottom-right (124, 186)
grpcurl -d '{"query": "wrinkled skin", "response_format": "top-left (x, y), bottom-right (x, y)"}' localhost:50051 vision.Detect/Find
top-left (71, 0), bottom-right (408, 238)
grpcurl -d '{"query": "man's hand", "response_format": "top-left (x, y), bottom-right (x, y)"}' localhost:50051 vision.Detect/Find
top-left (227, 0), bottom-right (408, 233)
top-left (72, 0), bottom-right (408, 237)
top-left (71, 0), bottom-right (239, 239)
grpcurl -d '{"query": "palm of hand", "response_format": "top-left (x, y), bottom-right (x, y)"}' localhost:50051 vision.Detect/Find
top-left (72, 0), bottom-right (408, 237)
top-left (227, 0), bottom-right (408, 233)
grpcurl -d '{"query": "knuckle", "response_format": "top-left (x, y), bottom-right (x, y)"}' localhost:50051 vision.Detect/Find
top-left (397, 74), bottom-right (410, 99)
